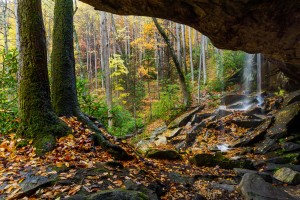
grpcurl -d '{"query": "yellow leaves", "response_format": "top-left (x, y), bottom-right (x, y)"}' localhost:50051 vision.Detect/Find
top-left (68, 185), bottom-right (81, 196)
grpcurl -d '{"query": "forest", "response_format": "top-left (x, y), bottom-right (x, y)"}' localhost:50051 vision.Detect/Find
top-left (0, 0), bottom-right (299, 199)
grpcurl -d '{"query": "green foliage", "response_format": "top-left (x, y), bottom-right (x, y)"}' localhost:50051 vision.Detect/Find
top-left (77, 78), bottom-right (143, 136)
top-left (0, 49), bottom-right (19, 134)
top-left (209, 50), bottom-right (245, 92)
top-left (152, 84), bottom-right (184, 122)
top-left (275, 87), bottom-right (285, 97)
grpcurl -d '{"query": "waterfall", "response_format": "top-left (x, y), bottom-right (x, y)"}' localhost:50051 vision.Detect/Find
top-left (256, 53), bottom-right (263, 105)
top-left (243, 54), bottom-right (255, 94)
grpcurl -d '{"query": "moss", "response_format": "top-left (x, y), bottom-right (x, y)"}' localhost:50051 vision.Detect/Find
top-left (190, 152), bottom-right (253, 169)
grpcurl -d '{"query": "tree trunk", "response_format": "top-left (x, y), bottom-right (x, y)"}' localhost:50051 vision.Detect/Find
top-left (14, 0), bottom-right (20, 52)
top-left (17, 0), bottom-right (70, 155)
top-left (181, 24), bottom-right (187, 74)
top-left (153, 18), bottom-right (191, 107)
top-left (175, 23), bottom-right (181, 65)
top-left (50, 0), bottom-right (131, 160)
top-left (100, 11), bottom-right (113, 129)
top-left (201, 35), bottom-right (207, 84)
top-left (189, 27), bottom-right (194, 85)
top-left (2, 0), bottom-right (8, 53)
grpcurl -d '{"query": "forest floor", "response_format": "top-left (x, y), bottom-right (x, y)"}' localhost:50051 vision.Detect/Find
top-left (1, 91), bottom-right (300, 200)
top-left (0, 117), bottom-right (243, 200)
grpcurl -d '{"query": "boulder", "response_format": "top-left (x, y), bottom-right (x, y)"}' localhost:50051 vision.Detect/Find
top-left (221, 94), bottom-right (247, 106)
top-left (232, 118), bottom-right (273, 147)
top-left (264, 163), bottom-right (300, 173)
top-left (168, 106), bottom-right (204, 129)
top-left (254, 138), bottom-right (280, 154)
top-left (232, 118), bottom-right (264, 128)
top-left (150, 125), bottom-right (167, 139)
top-left (282, 142), bottom-right (300, 152)
top-left (233, 168), bottom-right (272, 182)
top-left (215, 108), bottom-right (233, 118)
top-left (153, 136), bottom-right (167, 146)
top-left (125, 180), bottom-right (158, 200)
top-left (185, 125), bottom-right (203, 148)
top-left (66, 189), bottom-right (150, 200)
top-left (266, 153), bottom-right (300, 165)
top-left (191, 112), bottom-right (213, 125)
top-left (163, 127), bottom-right (182, 140)
top-left (273, 167), bottom-right (300, 185)
top-left (145, 149), bottom-right (181, 160)
top-left (190, 153), bottom-right (253, 169)
top-left (283, 89), bottom-right (300, 107)
top-left (238, 173), bottom-right (296, 200)
top-left (267, 102), bottom-right (300, 139)
top-left (245, 107), bottom-right (265, 116)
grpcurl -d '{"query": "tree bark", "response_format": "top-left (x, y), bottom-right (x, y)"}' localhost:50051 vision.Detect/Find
top-left (50, 0), bottom-right (131, 160)
top-left (100, 11), bottom-right (113, 129)
top-left (2, 0), bottom-right (8, 53)
top-left (17, 0), bottom-right (70, 155)
top-left (189, 27), bottom-right (194, 85)
top-left (153, 18), bottom-right (191, 107)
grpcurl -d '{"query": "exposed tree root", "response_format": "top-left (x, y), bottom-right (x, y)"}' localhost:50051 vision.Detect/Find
top-left (74, 109), bottom-right (133, 161)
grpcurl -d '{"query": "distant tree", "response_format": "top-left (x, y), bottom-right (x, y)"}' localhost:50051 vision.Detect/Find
top-left (17, 0), bottom-right (70, 155)
top-left (153, 18), bottom-right (191, 107)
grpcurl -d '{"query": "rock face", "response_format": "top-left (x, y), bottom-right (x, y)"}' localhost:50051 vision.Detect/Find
top-left (267, 102), bottom-right (300, 139)
top-left (238, 173), bottom-right (296, 200)
top-left (67, 189), bottom-right (150, 200)
top-left (168, 106), bottom-right (204, 129)
top-left (80, 0), bottom-right (300, 84)
top-left (273, 167), bottom-right (300, 185)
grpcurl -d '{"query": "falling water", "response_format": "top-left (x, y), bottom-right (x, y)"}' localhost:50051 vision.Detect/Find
top-left (256, 53), bottom-right (263, 105)
top-left (243, 54), bottom-right (255, 94)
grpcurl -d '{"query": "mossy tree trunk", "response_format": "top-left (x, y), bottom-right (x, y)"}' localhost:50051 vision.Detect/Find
top-left (17, 0), bottom-right (70, 154)
top-left (50, 0), bottom-right (131, 160)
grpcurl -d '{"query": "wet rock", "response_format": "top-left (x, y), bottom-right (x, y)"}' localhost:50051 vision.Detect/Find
top-left (267, 102), bottom-right (300, 139)
top-left (282, 142), bottom-right (300, 152)
top-left (266, 153), bottom-right (300, 165)
top-left (245, 106), bottom-right (264, 116)
top-left (168, 106), bottom-right (204, 129)
top-left (125, 180), bottom-right (158, 200)
top-left (66, 189), bottom-right (150, 200)
top-left (145, 149), bottom-right (181, 160)
top-left (254, 138), bottom-right (280, 154)
top-left (273, 167), bottom-right (300, 185)
top-left (238, 173), bottom-right (296, 200)
top-left (232, 118), bottom-right (264, 128)
top-left (231, 118), bottom-right (273, 147)
top-left (215, 108), bottom-right (233, 118)
top-left (190, 153), bottom-right (253, 169)
top-left (283, 89), bottom-right (300, 107)
top-left (191, 112), bottom-right (213, 125)
top-left (221, 94), bottom-right (247, 106)
top-left (163, 127), bottom-right (182, 140)
top-left (185, 125), bottom-right (203, 148)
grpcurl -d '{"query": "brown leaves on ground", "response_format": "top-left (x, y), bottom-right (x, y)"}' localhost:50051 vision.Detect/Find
top-left (0, 117), bottom-right (241, 200)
